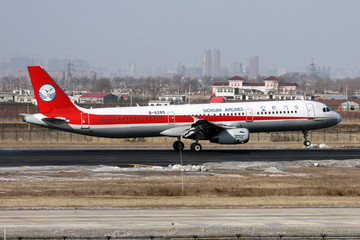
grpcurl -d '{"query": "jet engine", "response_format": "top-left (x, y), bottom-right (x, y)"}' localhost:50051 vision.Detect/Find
top-left (210, 128), bottom-right (250, 144)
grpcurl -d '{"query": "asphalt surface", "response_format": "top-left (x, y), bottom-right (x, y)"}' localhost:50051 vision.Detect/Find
top-left (1, 208), bottom-right (360, 236)
top-left (0, 148), bottom-right (359, 167)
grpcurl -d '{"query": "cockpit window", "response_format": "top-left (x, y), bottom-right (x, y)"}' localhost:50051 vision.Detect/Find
top-left (323, 107), bottom-right (332, 112)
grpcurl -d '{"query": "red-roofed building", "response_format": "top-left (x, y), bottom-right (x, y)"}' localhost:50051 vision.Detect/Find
top-left (79, 93), bottom-right (118, 104)
top-left (210, 97), bottom-right (224, 103)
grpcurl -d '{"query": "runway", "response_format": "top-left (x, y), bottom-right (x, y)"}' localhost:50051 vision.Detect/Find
top-left (1, 208), bottom-right (360, 237)
top-left (0, 148), bottom-right (359, 167)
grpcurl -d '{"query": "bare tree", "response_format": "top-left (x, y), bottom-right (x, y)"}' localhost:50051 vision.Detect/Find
top-left (91, 78), bottom-right (112, 93)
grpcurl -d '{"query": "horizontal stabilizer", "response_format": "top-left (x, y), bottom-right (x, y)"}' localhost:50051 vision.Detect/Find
top-left (42, 117), bottom-right (67, 124)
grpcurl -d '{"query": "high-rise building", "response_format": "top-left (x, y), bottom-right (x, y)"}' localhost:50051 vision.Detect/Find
top-left (202, 49), bottom-right (211, 77)
top-left (248, 55), bottom-right (259, 79)
top-left (211, 49), bottom-right (221, 77)
top-left (202, 49), bottom-right (221, 77)
top-left (127, 63), bottom-right (136, 77)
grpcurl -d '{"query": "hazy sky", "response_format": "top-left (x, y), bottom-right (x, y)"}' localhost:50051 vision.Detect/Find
top-left (1, 0), bottom-right (360, 72)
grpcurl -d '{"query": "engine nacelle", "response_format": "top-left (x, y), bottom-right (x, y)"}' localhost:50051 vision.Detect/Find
top-left (210, 128), bottom-right (250, 144)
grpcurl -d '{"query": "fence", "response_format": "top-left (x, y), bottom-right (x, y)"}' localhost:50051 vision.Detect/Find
top-left (0, 128), bottom-right (359, 145)
top-left (2, 234), bottom-right (360, 240)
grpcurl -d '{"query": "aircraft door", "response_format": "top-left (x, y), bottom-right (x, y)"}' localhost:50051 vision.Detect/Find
top-left (306, 103), bottom-right (315, 119)
top-left (246, 108), bottom-right (254, 122)
top-left (168, 111), bottom-right (175, 125)
top-left (81, 112), bottom-right (90, 129)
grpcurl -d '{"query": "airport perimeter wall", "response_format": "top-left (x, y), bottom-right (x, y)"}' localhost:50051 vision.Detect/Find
top-left (0, 123), bottom-right (359, 147)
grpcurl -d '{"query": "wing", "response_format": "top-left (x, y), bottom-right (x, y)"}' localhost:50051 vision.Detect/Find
top-left (160, 117), bottom-right (235, 140)
top-left (182, 117), bottom-right (235, 140)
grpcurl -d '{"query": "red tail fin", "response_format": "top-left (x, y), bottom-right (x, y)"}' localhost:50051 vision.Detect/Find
top-left (27, 66), bottom-right (79, 113)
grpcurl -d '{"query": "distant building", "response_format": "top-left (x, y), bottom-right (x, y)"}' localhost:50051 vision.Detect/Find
top-left (79, 93), bottom-right (118, 104)
top-left (338, 101), bottom-right (360, 112)
top-left (202, 49), bottom-right (211, 77)
top-left (148, 100), bottom-right (171, 106)
top-left (14, 94), bottom-right (34, 104)
top-left (0, 92), bottom-right (13, 102)
top-left (248, 55), bottom-right (259, 79)
top-left (202, 49), bottom-right (221, 77)
top-left (212, 76), bottom-right (299, 100)
top-left (211, 49), bottom-right (221, 77)
top-left (158, 94), bottom-right (186, 103)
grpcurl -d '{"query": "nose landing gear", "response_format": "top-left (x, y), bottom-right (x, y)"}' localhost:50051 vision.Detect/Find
top-left (173, 139), bottom-right (184, 151)
top-left (303, 130), bottom-right (311, 147)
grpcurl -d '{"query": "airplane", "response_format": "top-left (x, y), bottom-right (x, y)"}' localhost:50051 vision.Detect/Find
top-left (22, 66), bottom-right (342, 151)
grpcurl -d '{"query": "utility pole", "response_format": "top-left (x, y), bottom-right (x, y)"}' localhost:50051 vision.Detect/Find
top-left (65, 59), bottom-right (73, 91)
top-left (188, 84), bottom-right (191, 104)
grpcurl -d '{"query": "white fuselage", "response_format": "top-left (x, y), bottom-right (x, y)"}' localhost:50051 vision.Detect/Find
top-left (26, 100), bottom-right (342, 139)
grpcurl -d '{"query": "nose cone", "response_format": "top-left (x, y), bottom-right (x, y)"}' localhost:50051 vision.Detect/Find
top-left (336, 113), bottom-right (342, 124)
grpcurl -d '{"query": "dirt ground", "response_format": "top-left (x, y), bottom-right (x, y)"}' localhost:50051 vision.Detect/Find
top-left (1, 160), bottom-right (360, 208)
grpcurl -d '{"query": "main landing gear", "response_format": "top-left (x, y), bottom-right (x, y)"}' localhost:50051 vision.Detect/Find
top-left (303, 130), bottom-right (311, 147)
top-left (173, 138), bottom-right (202, 152)
top-left (190, 142), bottom-right (202, 152)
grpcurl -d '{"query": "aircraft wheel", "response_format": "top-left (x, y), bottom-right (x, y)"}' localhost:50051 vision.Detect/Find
top-left (304, 140), bottom-right (311, 147)
top-left (173, 141), bottom-right (184, 151)
top-left (190, 142), bottom-right (202, 152)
